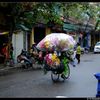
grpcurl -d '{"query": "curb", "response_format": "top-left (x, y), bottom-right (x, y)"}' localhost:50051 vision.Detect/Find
top-left (0, 64), bottom-right (43, 76)
top-left (0, 64), bottom-right (21, 76)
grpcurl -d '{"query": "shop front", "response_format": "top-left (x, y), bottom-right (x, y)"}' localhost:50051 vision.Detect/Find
top-left (0, 32), bottom-right (9, 64)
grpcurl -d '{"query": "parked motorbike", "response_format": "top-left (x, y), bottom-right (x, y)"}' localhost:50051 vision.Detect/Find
top-left (31, 45), bottom-right (45, 65)
top-left (17, 49), bottom-right (33, 69)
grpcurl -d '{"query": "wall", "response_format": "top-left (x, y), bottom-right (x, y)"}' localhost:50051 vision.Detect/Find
top-left (12, 31), bottom-right (24, 63)
top-left (46, 27), bottom-right (51, 35)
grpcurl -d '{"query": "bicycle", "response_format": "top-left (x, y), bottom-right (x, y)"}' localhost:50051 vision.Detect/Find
top-left (51, 58), bottom-right (70, 82)
top-left (31, 47), bottom-right (73, 82)
top-left (43, 51), bottom-right (72, 82)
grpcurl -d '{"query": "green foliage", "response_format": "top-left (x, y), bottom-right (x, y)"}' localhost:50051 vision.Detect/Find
top-left (0, 2), bottom-right (100, 33)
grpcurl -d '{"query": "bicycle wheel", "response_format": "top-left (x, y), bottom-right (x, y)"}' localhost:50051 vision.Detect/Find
top-left (51, 71), bottom-right (60, 82)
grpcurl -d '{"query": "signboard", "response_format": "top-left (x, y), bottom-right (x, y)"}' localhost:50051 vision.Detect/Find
top-left (63, 23), bottom-right (79, 31)
top-left (0, 32), bottom-right (8, 35)
top-left (63, 22), bottom-right (93, 32)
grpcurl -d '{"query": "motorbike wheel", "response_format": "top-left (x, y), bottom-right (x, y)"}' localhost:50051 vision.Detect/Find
top-left (20, 60), bottom-right (27, 69)
top-left (51, 71), bottom-right (60, 82)
top-left (17, 55), bottom-right (21, 63)
top-left (23, 62), bottom-right (32, 69)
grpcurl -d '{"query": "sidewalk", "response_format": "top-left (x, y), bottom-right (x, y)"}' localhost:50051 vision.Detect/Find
top-left (0, 63), bottom-right (42, 76)
top-left (0, 63), bottom-right (22, 76)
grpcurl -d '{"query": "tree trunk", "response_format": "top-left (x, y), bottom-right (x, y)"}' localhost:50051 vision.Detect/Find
top-left (8, 16), bottom-right (15, 58)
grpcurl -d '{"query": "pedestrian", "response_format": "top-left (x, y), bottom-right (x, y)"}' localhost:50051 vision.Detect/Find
top-left (75, 43), bottom-right (81, 64)
top-left (1, 43), bottom-right (9, 63)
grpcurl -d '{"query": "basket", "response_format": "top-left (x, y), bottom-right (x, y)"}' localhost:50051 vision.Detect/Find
top-left (44, 61), bottom-right (65, 74)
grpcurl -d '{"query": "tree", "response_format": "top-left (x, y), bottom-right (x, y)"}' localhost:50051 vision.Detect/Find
top-left (0, 2), bottom-right (100, 38)
top-left (61, 2), bottom-right (100, 30)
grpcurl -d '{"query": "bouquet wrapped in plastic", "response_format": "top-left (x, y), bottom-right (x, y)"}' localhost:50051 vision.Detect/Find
top-left (44, 53), bottom-right (60, 69)
top-left (36, 33), bottom-right (76, 51)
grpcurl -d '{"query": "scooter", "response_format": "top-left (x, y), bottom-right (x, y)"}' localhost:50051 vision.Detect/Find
top-left (17, 49), bottom-right (33, 69)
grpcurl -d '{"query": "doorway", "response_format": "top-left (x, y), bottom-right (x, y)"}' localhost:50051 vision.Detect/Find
top-left (34, 27), bottom-right (45, 44)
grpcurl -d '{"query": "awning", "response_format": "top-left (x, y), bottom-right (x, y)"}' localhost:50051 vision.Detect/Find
top-left (0, 32), bottom-right (9, 35)
top-left (16, 24), bottom-right (30, 31)
top-left (63, 28), bottom-right (76, 32)
top-left (63, 23), bottom-right (79, 32)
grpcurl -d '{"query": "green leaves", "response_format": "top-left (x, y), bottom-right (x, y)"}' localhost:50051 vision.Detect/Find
top-left (0, 2), bottom-right (100, 32)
